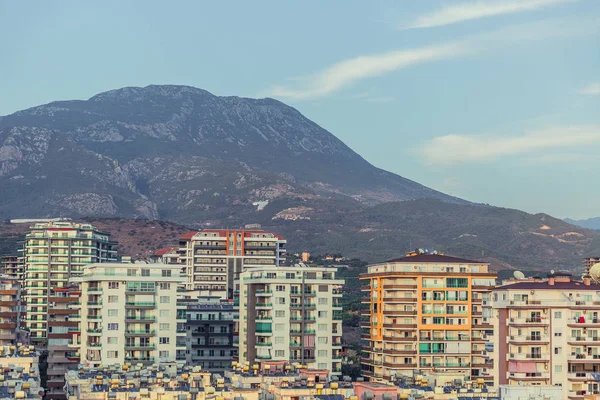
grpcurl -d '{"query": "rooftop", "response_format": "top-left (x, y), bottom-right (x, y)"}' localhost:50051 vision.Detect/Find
top-left (386, 253), bottom-right (484, 264)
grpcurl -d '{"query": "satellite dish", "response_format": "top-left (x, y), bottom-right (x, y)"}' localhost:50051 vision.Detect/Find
top-left (589, 263), bottom-right (600, 283)
top-left (550, 270), bottom-right (555, 275)
top-left (513, 271), bottom-right (525, 280)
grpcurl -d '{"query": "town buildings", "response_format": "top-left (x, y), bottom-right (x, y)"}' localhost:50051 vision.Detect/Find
top-left (0, 345), bottom-right (43, 400)
top-left (0, 255), bottom-right (24, 281)
top-left (70, 262), bottom-right (187, 367)
top-left (150, 247), bottom-right (179, 264)
top-left (491, 272), bottom-right (600, 399)
top-left (359, 252), bottom-right (496, 383)
top-left (45, 285), bottom-right (81, 400)
top-left (182, 296), bottom-right (238, 372)
top-left (22, 221), bottom-right (117, 344)
top-left (237, 265), bottom-right (344, 375)
top-left (0, 276), bottom-right (25, 345)
top-left (584, 257), bottom-right (600, 276)
top-left (178, 229), bottom-right (286, 298)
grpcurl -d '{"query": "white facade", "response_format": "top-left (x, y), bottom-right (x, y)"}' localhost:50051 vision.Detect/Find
top-left (238, 265), bottom-right (344, 375)
top-left (491, 273), bottom-right (600, 400)
top-left (71, 263), bottom-right (186, 367)
top-left (178, 229), bottom-right (286, 298)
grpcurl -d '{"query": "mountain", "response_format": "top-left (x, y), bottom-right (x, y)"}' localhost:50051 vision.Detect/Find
top-left (0, 85), bottom-right (462, 222)
top-left (1, 84), bottom-right (598, 271)
top-left (564, 217), bottom-right (600, 231)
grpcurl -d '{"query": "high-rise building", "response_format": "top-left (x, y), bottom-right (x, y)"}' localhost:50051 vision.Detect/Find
top-left (359, 252), bottom-right (496, 383)
top-left (584, 257), bottom-right (600, 276)
top-left (238, 265), bottom-right (344, 375)
top-left (491, 272), bottom-right (600, 399)
top-left (70, 262), bottom-right (186, 367)
top-left (22, 221), bottom-right (117, 344)
top-left (178, 229), bottom-right (286, 298)
top-left (182, 296), bottom-right (238, 372)
top-left (0, 255), bottom-right (24, 281)
top-left (0, 276), bottom-right (25, 346)
top-left (46, 285), bottom-right (80, 400)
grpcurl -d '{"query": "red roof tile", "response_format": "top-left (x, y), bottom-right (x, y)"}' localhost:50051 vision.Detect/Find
top-left (179, 232), bottom-right (199, 240)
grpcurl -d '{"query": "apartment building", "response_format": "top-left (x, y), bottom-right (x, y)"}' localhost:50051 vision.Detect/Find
top-left (22, 221), bottom-right (117, 344)
top-left (0, 277), bottom-right (25, 345)
top-left (238, 265), bottom-right (344, 375)
top-left (360, 252), bottom-right (497, 383)
top-left (70, 262), bottom-right (186, 367)
top-left (178, 229), bottom-right (286, 298)
top-left (0, 255), bottom-right (24, 281)
top-left (491, 272), bottom-right (600, 399)
top-left (46, 285), bottom-right (80, 400)
top-left (0, 345), bottom-right (43, 400)
top-left (584, 257), bottom-right (600, 276)
top-left (150, 247), bottom-right (179, 264)
top-left (183, 296), bottom-right (238, 372)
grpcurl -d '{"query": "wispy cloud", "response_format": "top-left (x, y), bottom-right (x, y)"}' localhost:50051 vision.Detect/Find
top-left (267, 43), bottom-right (466, 100)
top-left (265, 16), bottom-right (595, 101)
top-left (402, 0), bottom-right (575, 30)
top-left (421, 125), bottom-right (600, 165)
top-left (579, 82), bottom-right (600, 95)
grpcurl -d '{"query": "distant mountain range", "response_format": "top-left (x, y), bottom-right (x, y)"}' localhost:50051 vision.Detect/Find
top-left (0, 84), bottom-right (598, 271)
top-left (564, 217), bottom-right (600, 231)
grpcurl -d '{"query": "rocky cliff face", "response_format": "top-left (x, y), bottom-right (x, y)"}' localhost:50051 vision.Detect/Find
top-left (0, 85), bottom-right (462, 221)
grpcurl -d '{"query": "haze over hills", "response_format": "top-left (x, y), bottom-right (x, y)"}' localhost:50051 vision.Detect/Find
top-left (564, 217), bottom-right (600, 231)
top-left (0, 84), bottom-right (598, 271)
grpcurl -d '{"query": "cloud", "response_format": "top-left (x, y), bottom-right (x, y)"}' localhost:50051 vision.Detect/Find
top-left (579, 82), bottom-right (600, 95)
top-left (402, 0), bottom-right (575, 30)
top-left (265, 16), bottom-right (596, 101)
top-left (421, 125), bottom-right (600, 165)
top-left (267, 43), bottom-right (466, 100)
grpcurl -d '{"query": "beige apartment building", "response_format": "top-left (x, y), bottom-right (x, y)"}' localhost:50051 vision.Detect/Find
top-left (178, 229), bottom-right (286, 298)
top-left (360, 253), bottom-right (497, 383)
top-left (238, 265), bottom-right (344, 375)
top-left (492, 272), bottom-right (600, 399)
top-left (22, 221), bottom-right (117, 344)
top-left (70, 262), bottom-right (186, 367)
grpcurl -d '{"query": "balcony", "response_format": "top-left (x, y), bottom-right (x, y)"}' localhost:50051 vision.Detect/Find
top-left (508, 353), bottom-right (549, 361)
top-left (87, 287), bottom-right (103, 293)
top-left (125, 302), bottom-right (156, 308)
top-left (125, 316), bottom-right (156, 322)
top-left (568, 372), bottom-right (596, 381)
top-left (125, 330), bottom-right (156, 336)
top-left (509, 317), bottom-right (548, 325)
top-left (124, 344), bottom-right (156, 350)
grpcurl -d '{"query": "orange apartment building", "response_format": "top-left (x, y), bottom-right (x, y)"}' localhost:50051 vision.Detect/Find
top-left (360, 252), bottom-right (496, 383)
top-left (0, 276), bottom-right (25, 345)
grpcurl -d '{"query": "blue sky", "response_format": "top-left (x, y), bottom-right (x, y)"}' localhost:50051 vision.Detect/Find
top-left (1, 1), bottom-right (599, 219)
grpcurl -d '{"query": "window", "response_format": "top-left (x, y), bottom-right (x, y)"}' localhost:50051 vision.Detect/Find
top-left (106, 268), bottom-right (116, 276)
top-left (108, 323), bottom-right (118, 331)
top-left (141, 269), bottom-right (150, 277)
top-left (554, 347), bottom-right (562, 355)
top-left (318, 311), bottom-right (328, 318)
top-left (555, 365), bottom-right (562, 373)
top-left (220, 326), bottom-right (228, 333)
top-left (159, 337), bottom-right (170, 344)
top-left (554, 332), bottom-right (562, 337)
top-left (318, 324), bottom-right (327, 331)
top-left (107, 351), bottom-right (118, 358)
top-left (318, 363), bottom-right (328, 369)
top-left (159, 283), bottom-right (170, 290)
top-left (159, 351), bottom-right (169, 358)
top-left (108, 295), bottom-right (118, 303)
top-left (277, 297), bottom-right (285, 304)
top-left (162, 269), bottom-right (171, 277)
top-left (160, 310), bottom-right (170, 317)
top-left (107, 337), bottom-right (118, 344)
top-left (275, 310), bottom-right (285, 318)
top-left (275, 337), bottom-right (284, 344)
top-left (276, 285), bottom-right (285, 292)
top-left (160, 323), bottom-right (170, 331)
top-left (160, 296), bottom-right (170, 304)
top-left (108, 309), bottom-right (118, 317)
top-left (318, 337), bottom-right (328, 344)
top-left (318, 350), bottom-right (328, 357)
top-left (554, 311), bottom-right (562, 319)
top-left (318, 298), bottom-right (328, 305)
top-left (127, 269), bottom-right (137, 276)
top-left (275, 323), bottom-right (284, 331)
top-left (275, 350), bottom-right (285, 357)
top-left (108, 282), bottom-right (119, 289)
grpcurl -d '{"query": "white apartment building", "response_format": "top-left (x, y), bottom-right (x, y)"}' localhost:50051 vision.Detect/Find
top-left (22, 221), bottom-right (117, 344)
top-left (70, 262), bottom-right (186, 367)
top-left (491, 272), bottom-right (600, 400)
top-left (178, 229), bottom-right (286, 298)
top-left (238, 265), bottom-right (344, 375)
